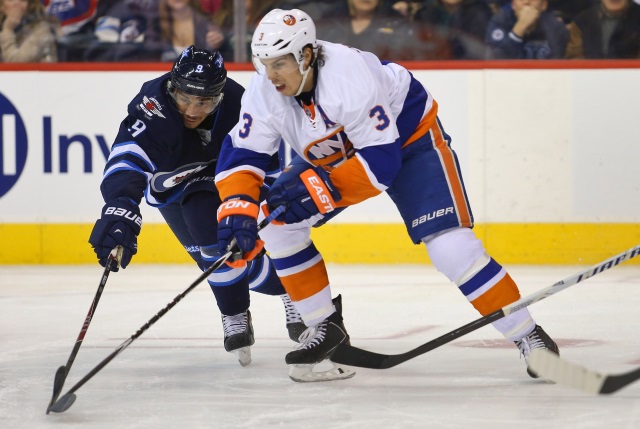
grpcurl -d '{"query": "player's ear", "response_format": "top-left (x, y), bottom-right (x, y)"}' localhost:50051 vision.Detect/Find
top-left (303, 47), bottom-right (313, 69)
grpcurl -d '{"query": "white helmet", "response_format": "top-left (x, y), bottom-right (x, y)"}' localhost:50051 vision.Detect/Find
top-left (252, 9), bottom-right (317, 69)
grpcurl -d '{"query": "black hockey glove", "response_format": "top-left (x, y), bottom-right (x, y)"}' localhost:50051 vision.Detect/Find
top-left (89, 198), bottom-right (142, 271)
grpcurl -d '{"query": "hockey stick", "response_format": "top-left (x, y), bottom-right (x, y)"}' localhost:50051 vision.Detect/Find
top-left (48, 205), bottom-right (285, 414)
top-left (331, 244), bottom-right (640, 369)
top-left (45, 246), bottom-right (123, 414)
top-left (528, 349), bottom-right (640, 395)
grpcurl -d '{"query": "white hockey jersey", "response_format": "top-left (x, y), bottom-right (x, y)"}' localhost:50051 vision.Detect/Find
top-left (215, 40), bottom-right (438, 206)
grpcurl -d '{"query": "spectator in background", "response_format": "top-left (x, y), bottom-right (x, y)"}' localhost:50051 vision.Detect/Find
top-left (88, 0), bottom-right (223, 61)
top-left (566, 0), bottom-right (640, 59)
top-left (212, 0), bottom-right (277, 61)
top-left (199, 0), bottom-right (221, 14)
top-left (485, 0), bottom-right (509, 15)
top-left (389, 1), bottom-right (423, 17)
top-left (87, 0), bottom-right (159, 60)
top-left (318, 0), bottom-right (415, 60)
top-left (0, 0), bottom-right (60, 61)
top-left (45, 0), bottom-right (110, 61)
top-left (485, 0), bottom-right (568, 59)
top-left (413, 0), bottom-right (493, 59)
top-left (547, 0), bottom-right (597, 25)
top-left (44, 0), bottom-right (98, 36)
top-left (276, 0), bottom-right (342, 21)
top-left (147, 0), bottom-right (224, 61)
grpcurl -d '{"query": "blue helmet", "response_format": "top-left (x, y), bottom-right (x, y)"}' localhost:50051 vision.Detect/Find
top-left (170, 46), bottom-right (227, 98)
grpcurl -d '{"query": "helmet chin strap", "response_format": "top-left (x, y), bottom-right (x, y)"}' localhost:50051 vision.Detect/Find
top-left (294, 64), bottom-right (312, 97)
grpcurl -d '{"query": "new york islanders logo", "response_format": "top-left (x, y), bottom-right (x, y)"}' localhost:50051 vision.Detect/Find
top-left (304, 129), bottom-right (354, 168)
top-left (283, 15), bottom-right (296, 26)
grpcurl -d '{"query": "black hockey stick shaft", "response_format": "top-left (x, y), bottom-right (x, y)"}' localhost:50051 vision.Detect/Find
top-left (45, 246), bottom-right (122, 414)
top-left (331, 243), bottom-right (640, 369)
top-left (49, 206), bottom-right (285, 413)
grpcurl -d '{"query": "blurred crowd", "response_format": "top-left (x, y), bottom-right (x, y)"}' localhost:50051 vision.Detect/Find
top-left (1, 0), bottom-right (640, 62)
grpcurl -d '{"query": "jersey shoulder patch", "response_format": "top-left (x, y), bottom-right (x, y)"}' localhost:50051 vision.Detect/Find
top-left (128, 73), bottom-right (172, 122)
top-left (138, 95), bottom-right (167, 119)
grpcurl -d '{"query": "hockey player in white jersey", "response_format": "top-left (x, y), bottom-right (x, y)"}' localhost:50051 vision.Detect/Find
top-left (214, 9), bottom-right (559, 381)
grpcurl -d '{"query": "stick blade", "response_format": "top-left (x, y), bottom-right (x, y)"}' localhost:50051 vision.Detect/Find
top-left (330, 344), bottom-right (394, 369)
top-left (528, 349), bottom-right (606, 394)
top-left (600, 366), bottom-right (640, 394)
top-left (48, 392), bottom-right (77, 413)
top-left (46, 365), bottom-right (68, 414)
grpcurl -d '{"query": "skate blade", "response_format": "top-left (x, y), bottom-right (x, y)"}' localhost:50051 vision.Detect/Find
top-left (232, 346), bottom-right (252, 367)
top-left (289, 360), bottom-right (356, 382)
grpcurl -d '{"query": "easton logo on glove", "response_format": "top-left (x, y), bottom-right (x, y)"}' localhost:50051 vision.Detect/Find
top-left (300, 169), bottom-right (337, 214)
top-left (104, 206), bottom-right (143, 227)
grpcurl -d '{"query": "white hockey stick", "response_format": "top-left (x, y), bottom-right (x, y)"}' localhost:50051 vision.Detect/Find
top-left (529, 349), bottom-right (640, 395)
top-left (331, 243), bottom-right (640, 369)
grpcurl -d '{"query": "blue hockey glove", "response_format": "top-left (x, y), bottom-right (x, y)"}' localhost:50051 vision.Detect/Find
top-left (88, 198), bottom-right (142, 271)
top-left (217, 195), bottom-right (264, 268)
top-left (266, 164), bottom-right (341, 224)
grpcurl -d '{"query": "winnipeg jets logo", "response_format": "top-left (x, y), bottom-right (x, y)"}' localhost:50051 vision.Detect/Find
top-left (150, 162), bottom-right (211, 193)
top-left (172, 172), bottom-right (190, 185)
top-left (140, 96), bottom-right (166, 118)
top-left (283, 15), bottom-right (296, 26)
top-left (168, 165), bottom-right (207, 186)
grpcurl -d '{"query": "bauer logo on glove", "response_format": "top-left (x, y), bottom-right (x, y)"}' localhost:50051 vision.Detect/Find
top-left (104, 206), bottom-right (143, 227)
top-left (89, 198), bottom-right (142, 271)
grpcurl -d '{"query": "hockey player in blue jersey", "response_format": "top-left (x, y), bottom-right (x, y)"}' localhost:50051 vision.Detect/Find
top-left (88, 46), bottom-right (305, 366)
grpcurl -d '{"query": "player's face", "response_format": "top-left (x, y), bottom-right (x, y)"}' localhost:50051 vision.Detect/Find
top-left (259, 54), bottom-right (304, 97)
top-left (172, 90), bottom-right (221, 128)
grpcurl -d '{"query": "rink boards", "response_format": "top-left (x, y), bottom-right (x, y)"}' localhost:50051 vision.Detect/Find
top-left (0, 62), bottom-right (639, 264)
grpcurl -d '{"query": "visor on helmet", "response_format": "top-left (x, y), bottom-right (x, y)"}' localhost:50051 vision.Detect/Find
top-left (169, 87), bottom-right (224, 115)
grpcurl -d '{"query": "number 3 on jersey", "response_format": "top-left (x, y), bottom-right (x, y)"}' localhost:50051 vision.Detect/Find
top-left (239, 113), bottom-right (253, 138)
top-left (369, 106), bottom-right (390, 131)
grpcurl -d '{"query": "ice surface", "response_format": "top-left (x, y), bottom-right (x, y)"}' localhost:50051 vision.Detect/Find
top-left (1, 263), bottom-right (639, 428)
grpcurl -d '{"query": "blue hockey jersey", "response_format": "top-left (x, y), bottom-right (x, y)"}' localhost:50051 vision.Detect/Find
top-left (100, 72), bottom-right (245, 207)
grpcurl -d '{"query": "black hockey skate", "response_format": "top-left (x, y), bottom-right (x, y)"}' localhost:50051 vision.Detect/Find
top-left (281, 294), bottom-right (306, 342)
top-left (515, 324), bottom-right (559, 378)
top-left (285, 295), bottom-right (355, 382)
top-left (222, 310), bottom-right (255, 367)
